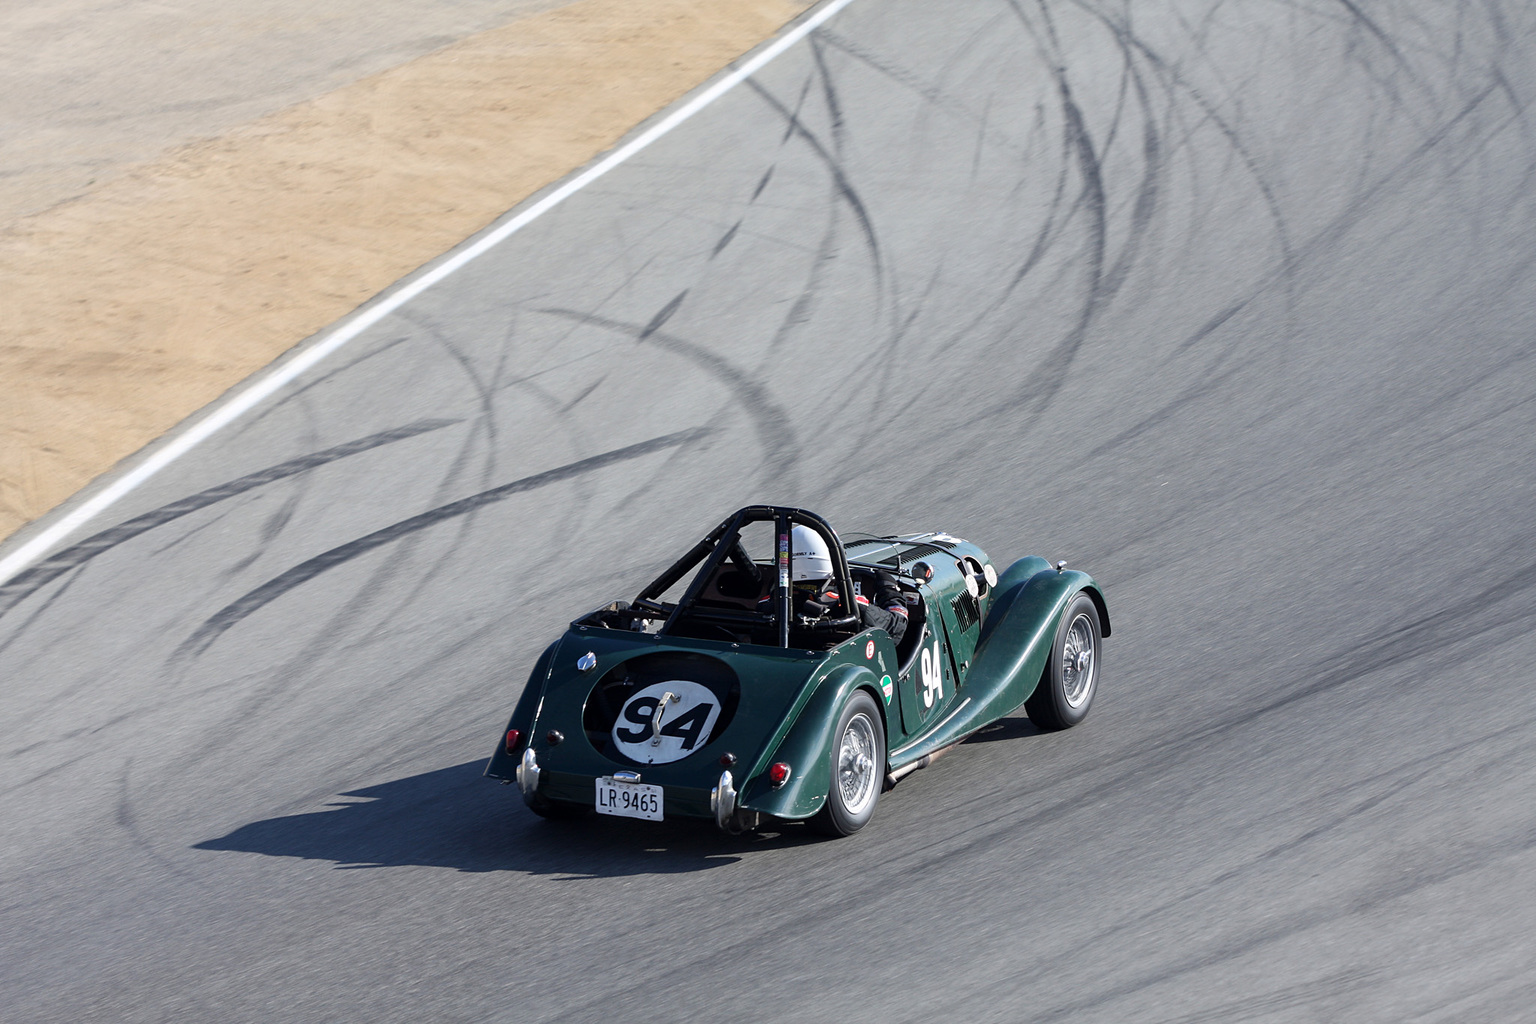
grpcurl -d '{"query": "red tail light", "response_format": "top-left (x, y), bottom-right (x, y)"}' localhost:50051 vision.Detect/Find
top-left (769, 762), bottom-right (792, 787)
top-left (505, 729), bottom-right (521, 755)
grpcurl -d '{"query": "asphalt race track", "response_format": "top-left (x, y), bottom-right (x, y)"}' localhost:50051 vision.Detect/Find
top-left (5, 1), bottom-right (1536, 1020)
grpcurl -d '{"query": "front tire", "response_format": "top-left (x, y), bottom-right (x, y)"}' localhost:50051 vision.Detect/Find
top-left (811, 691), bottom-right (884, 837)
top-left (1025, 592), bottom-right (1101, 731)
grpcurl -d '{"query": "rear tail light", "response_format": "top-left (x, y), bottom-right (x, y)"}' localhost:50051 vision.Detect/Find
top-left (768, 762), bottom-right (792, 788)
top-left (505, 729), bottom-right (521, 755)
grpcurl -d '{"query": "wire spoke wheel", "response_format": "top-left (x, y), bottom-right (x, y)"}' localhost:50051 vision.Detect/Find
top-left (1061, 613), bottom-right (1096, 709)
top-left (837, 712), bottom-right (879, 816)
top-left (1026, 592), bottom-right (1102, 731)
top-left (813, 690), bottom-right (884, 837)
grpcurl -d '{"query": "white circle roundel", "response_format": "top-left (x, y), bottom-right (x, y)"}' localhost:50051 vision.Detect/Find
top-left (611, 680), bottom-right (722, 764)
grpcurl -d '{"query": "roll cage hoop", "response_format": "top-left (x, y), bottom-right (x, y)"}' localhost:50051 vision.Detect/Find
top-left (631, 506), bottom-right (860, 648)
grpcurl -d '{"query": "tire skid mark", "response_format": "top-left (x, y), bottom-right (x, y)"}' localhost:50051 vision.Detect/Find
top-left (750, 164), bottom-right (775, 200)
top-left (805, 34), bottom-right (906, 411)
top-left (948, 557), bottom-right (1536, 895)
top-left (1091, 364), bottom-right (1536, 587)
top-left (1283, 79), bottom-right (1505, 276)
top-left (1085, 355), bottom-right (1249, 460)
top-left (268, 321), bottom-right (569, 670)
top-left (723, 76), bottom-right (821, 356)
top-left (941, 112), bottom-right (1074, 351)
top-left (559, 375), bottom-right (606, 412)
top-left (0, 564), bottom-right (85, 661)
top-left (781, 73), bottom-right (815, 146)
top-left (1333, 0), bottom-right (1438, 108)
top-left (966, 0), bottom-right (1108, 428)
top-left (257, 311), bottom-right (505, 656)
top-left (759, 62), bottom-right (851, 357)
top-left (708, 220), bottom-right (741, 258)
top-left (0, 418), bottom-right (461, 620)
top-left (409, 309), bottom-right (505, 469)
top-left (537, 308), bottom-right (799, 480)
top-left (1167, 560), bottom-right (1536, 758)
top-left (236, 334), bottom-right (419, 432)
top-left (113, 757), bottom-right (207, 890)
top-left (1327, 555), bottom-right (1536, 685)
top-left (1098, 33), bottom-right (1163, 302)
top-left (745, 77), bottom-right (887, 300)
top-left (1115, 969), bottom-right (1385, 1024)
top-left (227, 394), bottom-right (327, 581)
top-left (173, 427), bottom-right (708, 661)
top-left (312, 309), bottom-right (514, 655)
top-left (1064, 0), bottom-right (1525, 411)
top-left (816, 17), bottom-right (1028, 159)
top-left (970, 92), bottom-right (994, 182)
top-left (826, 263), bottom-right (946, 486)
top-left (180, 368), bottom-right (602, 781)
top-left (148, 507), bottom-right (233, 556)
top-left (639, 290), bottom-right (688, 341)
top-left (1071, 0), bottom-right (1299, 281)
top-left (347, 374), bottom-right (584, 658)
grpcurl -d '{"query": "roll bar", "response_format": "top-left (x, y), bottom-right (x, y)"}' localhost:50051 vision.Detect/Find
top-left (635, 505), bottom-right (857, 648)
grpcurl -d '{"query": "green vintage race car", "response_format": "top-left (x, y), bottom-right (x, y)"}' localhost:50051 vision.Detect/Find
top-left (485, 505), bottom-right (1108, 836)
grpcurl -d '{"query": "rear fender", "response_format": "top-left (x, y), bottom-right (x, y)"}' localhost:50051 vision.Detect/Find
top-left (738, 664), bottom-right (884, 820)
top-left (484, 639), bottom-right (561, 780)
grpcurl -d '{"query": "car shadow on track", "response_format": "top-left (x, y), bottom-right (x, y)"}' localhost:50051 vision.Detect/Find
top-left (194, 760), bottom-right (822, 876)
top-left (964, 716), bottom-right (1043, 743)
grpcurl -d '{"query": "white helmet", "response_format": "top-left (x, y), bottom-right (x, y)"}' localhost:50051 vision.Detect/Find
top-left (790, 525), bottom-right (834, 582)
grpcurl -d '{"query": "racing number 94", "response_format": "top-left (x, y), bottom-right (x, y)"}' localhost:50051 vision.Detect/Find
top-left (920, 638), bottom-right (945, 709)
top-left (615, 696), bottom-right (713, 750)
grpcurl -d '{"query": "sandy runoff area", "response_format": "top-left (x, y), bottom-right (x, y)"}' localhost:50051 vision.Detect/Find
top-left (0, 0), bottom-right (811, 543)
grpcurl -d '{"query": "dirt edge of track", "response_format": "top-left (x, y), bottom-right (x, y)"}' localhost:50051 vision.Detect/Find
top-left (0, 0), bottom-right (811, 542)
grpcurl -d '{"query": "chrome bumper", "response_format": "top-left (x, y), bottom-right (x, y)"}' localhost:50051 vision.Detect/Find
top-left (710, 769), bottom-right (761, 834)
top-left (516, 747), bottom-right (541, 806)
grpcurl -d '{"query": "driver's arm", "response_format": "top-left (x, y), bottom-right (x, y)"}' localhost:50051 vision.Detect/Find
top-left (859, 570), bottom-right (909, 642)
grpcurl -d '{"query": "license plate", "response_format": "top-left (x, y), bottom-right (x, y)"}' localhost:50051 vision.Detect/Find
top-left (594, 777), bottom-right (663, 821)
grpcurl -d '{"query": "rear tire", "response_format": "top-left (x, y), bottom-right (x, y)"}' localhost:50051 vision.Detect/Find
top-left (1025, 592), bottom-right (1101, 731)
top-left (811, 691), bottom-right (884, 837)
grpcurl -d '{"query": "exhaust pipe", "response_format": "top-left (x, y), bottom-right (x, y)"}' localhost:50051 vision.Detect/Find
top-left (885, 741), bottom-right (960, 789)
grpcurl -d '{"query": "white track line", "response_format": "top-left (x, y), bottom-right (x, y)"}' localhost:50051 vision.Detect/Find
top-left (0, 0), bottom-right (858, 587)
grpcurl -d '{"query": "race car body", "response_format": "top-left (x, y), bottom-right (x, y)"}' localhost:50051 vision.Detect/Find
top-left (485, 505), bottom-right (1108, 836)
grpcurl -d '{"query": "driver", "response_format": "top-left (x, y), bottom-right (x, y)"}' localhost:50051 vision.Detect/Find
top-left (761, 525), bottom-right (908, 644)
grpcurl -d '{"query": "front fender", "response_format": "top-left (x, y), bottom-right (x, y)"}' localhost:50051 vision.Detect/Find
top-left (973, 560), bottom-right (1102, 717)
top-left (484, 638), bottom-right (561, 780)
top-left (738, 663), bottom-right (885, 820)
top-left (885, 560), bottom-right (1107, 764)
